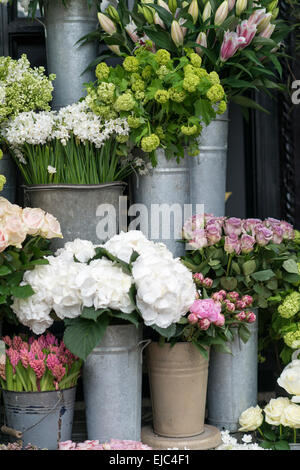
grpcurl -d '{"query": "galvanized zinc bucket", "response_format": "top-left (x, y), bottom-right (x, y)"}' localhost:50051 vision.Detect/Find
top-left (189, 111), bottom-right (229, 217)
top-left (44, 0), bottom-right (98, 109)
top-left (206, 310), bottom-right (258, 431)
top-left (131, 148), bottom-right (190, 258)
top-left (83, 324), bottom-right (146, 442)
top-left (23, 183), bottom-right (126, 251)
top-left (0, 153), bottom-right (16, 203)
top-left (146, 342), bottom-right (210, 438)
top-left (2, 387), bottom-right (76, 450)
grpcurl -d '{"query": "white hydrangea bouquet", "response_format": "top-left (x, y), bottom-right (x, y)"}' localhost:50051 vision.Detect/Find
top-left (0, 100), bottom-right (143, 184)
top-left (11, 232), bottom-right (197, 359)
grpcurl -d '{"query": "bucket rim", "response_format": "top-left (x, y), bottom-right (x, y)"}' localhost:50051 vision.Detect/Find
top-left (1, 385), bottom-right (77, 396)
top-left (22, 182), bottom-right (127, 191)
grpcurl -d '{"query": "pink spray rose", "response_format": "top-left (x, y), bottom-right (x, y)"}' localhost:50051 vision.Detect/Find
top-left (272, 224), bottom-right (284, 244)
top-left (241, 295), bottom-right (253, 307)
top-left (224, 299), bottom-right (236, 312)
top-left (280, 221), bottom-right (294, 240)
top-left (246, 311), bottom-right (256, 323)
top-left (188, 313), bottom-right (198, 325)
top-left (235, 311), bottom-right (247, 321)
top-left (213, 313), bottom-right (225, 327)
top-left (242, 218), bottom-right (262, 235)
top-left (203, 277), bottom-right (213, 288)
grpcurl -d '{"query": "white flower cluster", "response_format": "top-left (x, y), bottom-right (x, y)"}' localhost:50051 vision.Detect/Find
top-left (12, 231), bottom-right (196, 334)
top-left (215, 431), bottom-right (265, 451)
top-left (12, 239), bottom-right (135, 335)
top-left (1, 99), bottom-right (130, 158)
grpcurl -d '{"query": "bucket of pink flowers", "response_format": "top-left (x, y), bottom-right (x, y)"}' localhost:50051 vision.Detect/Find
top-left (0, 332), bottom-right (82, 450)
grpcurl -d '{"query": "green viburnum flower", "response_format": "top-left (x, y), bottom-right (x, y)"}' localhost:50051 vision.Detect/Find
top-left (141, 134), bottom-right (160, 153)
top-left (130, 73), bottom-right (142, 83)
top-left (97, 82), bottom-right (116, 103)
top-left (131, 79), bottom-right (145, 92)
top-left (156, 66), bottom-right (170, 79)
top-left (217, 100), bottom-right (227, 115)
top-left (209, 71), bottom-right (221, 85)
top-left (284, 327), bottom-right (300, 349)
top-left (194, 68), bottom-right (209, 79)
top-left (95, 62), bottom-right (110, 80)
top-left (278, 292), bottom-right (300, 319)
top-left (169, 87), bottom-right (186, 103)
top-left (154, 49), bottom-right (171, 65)
top-left (123, 56), bottom-right (140, 73)
top-left (92, 104), bottom-right (117, 119)
top-left (142, 65), bottom-right (153, 80)
top-left (184, 64), bottom-right (196, 76)
top-left (206, 84), bottom-right (225, 102)
top-left (188, 143), bottom-right (200, 157)
top-left (0, 149), bottom-right (3, 160)
top-left (183, 74), bottom-right (200, 93)
top-left (181, 124), bottom-right (200, 136)
top-left (154, 89), bottom-right (169, 104)
top-left (190, 53), bottom-right (202, 68)
top-left (114, 93), bottom-right (136, 112)
top-left (127, 115), bottom-right (142, 128)
top-left (0, 174), bottom-right (6, 191)
top-left (116, 134), bottom-right (129, 143)
top-left (135, 91), bottom-right (145, 100)
top-left (155, 126), bottom-right (165, 140)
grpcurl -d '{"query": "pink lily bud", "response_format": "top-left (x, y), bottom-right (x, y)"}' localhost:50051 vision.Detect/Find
top-left (259, 22), bottom-right (275, 38)
top-left (220, 31), bottom-right (246, 62)
top-left (246, 311), bottom-right (256, 323)
top-left (98, 12), bottom-right (117, 35)
top-left (202, 1), bottom-right (212, 22)
top-left (236, 0), bottom-right (247, 16)
top-left (236, 20), bottom-right (257, 49)
top-left (158, 0), bottom-right (172, 13)
top-left (171, 20), bottom-right (184, 46)
top-left (228, 0), bottom-right (236, 11)
top-left (188, 313), bottom-right (198, 324)
top-left (188, 0), bottom-right (199, 24)
top-left (198, 318), bottom-right (211, 330)
top-left (257, 12), bottom-right (272, 33)
top-left (195, 32), bottom-right (207, 55)
top-left (154, 12), bottom-right (165, 28)
top-left (248, 8), bottom-right (266, 26)
top-left (214, 0), bottom-right (229, 26)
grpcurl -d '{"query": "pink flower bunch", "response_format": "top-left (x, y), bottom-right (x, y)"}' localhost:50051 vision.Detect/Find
top-left (0, 332), bottom-right (82, 392)
top-left (188, 290), bottom-right (255, 331)
top-left (193, 272), bottom-right (213, 289)
top-left (0, 196), bottom-right (62, 252)
top-left (58, 439), bottom-right (152, 450)
top-left (182, 214), bottom-right (294, 253)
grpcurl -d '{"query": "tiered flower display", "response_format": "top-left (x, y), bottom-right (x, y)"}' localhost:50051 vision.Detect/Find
top-left (86, 47), bottom-right (226, 163)
top-left (93, 0), bottom-right (291, 109)
top-left (0, 333), bottom-right (82, 392)
top-left (0, 196), bottom-right (62, 325)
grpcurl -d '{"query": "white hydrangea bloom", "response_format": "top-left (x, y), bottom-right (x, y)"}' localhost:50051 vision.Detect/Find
top-left (55, 239), bottom-right (96, 264)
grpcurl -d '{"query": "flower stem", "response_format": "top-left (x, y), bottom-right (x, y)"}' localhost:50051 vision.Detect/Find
top-left (226, 253), bottom-right (234, 277)
top-left (294, 428), bottom-right (297, 444)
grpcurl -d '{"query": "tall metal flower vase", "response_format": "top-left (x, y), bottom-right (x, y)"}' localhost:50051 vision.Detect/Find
top-left (0, 152), bottom-right (16, 203)
top-left (83, 324), bottom-right (147, 442)
top-left (189, 110), bottom-right (229, 217)
top-left (131, 148), bottom-right (190, 258)
top-left (206, 310), bottom-right (259, 431)
top-left (44, 0), bottom-right (98, 110)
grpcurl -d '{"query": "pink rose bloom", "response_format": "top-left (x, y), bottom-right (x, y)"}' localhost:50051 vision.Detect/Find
top-left (240, 233), bottom-right (255, 253)
top-left (203, 277), bottom-right (213, 288)
top-left (246, 311), bottom-right (256, 323)
top-left (272, 224), bottom-right (284, 244)
top-left (22, 207), bottom-right (46, 236)
top-left (214, 313), bottom-right (225, 327)
top-left (242, 218), bottom-right (261, 235)
top-left (224, 233), bottom-right (241, 254)
top-left (0, 228), bottom-right (9, 253)
top-left (206, 223), bottom-right (222, 245)
top-left (190, 229), bottom-right (208, 249)
top-left (40, 213), bottom-right (63, 239)
top-left (264, 217), bottom-right (281, 227)
top-left (280, 221), bottom-right (294, 240)
top-left (235, 311), bottom-right (247, 321)
top-left (255, 225), bottom-right (273, 246)
top-left (198, 318), bottom-right (211, 330)
top-left (4, 215), bottom-right (27, 247)
top-left (190, 298), bottom-right (221, 322)
top-left (241, 295), bottom-right (253, 307)
top-left (224, 217), bottom-right (243, 236)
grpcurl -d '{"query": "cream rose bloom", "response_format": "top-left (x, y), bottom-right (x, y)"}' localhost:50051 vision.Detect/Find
top-left (22, 207), bottom-right (46, 236)
top-left (277, 359), bottom-right (300, 403)
top-left (280, 403), bottom-right (300, 429)
top-left (264, 397), bottom-right (291, 426)
top-left (238, 406), bottom-right (263, 432)
top-left (40, 213), bottom-right (63, 239)
top-left (4, 215), bottom-right (27, 247)
top-left (0, 227), bottom-right (9, 253)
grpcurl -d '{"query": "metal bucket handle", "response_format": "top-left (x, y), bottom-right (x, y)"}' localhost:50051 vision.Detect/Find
top-left (138, 339), bottom-right (151, 364)
top-left (1, 390), bottom-right (64, 439)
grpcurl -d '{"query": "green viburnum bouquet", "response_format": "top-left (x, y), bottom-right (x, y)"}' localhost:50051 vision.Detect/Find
top-left (0, 54), bottom-right (55, 125)
top-left (85, 46), bottom-right (226, 163)
top-left (94, 0), bottom-right (292, 110)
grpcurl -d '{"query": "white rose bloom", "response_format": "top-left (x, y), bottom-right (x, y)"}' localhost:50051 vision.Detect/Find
top-left (132, 251), bottom-right (196, 328)
top-left (55, 238), bottom-right (96, 263)
top-left (280, 403), bottom-right (300, 429)
top-left (264, 397), bottom-right (291, 426)
top-left (277, 359), bottom-right (300, 403)
top-left (238, 406), bottom-right (263, 432)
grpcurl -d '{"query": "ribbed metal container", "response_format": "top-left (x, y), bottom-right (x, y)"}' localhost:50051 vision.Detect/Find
top-left (0, 153), bottom-right (16, 203)
top-left (289, 443), bottom-right (300, 450)
top-left (23, 183), bottom-right (126, 250)
top-left (147, 342), bottom-right (209, 438)
top-left (206, 310), bottom-right (258, 431)
top-left (131, 148), bottom-right (190, 258)
top-left (2, 387), bottom-right (76, 450)
top-left (189, 111), bottom-right (229, 217)
top-left (83, 324), bottom-right (144, 442)
top-left (44, 0), bottom-right (98, 109)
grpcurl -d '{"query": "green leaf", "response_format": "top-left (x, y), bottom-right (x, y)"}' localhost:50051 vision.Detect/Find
top-left (274, 440), bottom-right (290, 451)
top-left (81, 307), bottom-right (110, 322)
top-left (251, 270), bottom-right (275, 281)
top-left (10, 285), bottom-right (35, 299)
top-left (151, 323), bottom-right (176, 340)
top-left (238, 324), bottom-right (251, 344)
top-left (0, 265), bottom-right (12, 276)
top-left (242, 260), bottom-right (257, 276)
top-left (283, 259), bottom-right (300, 274)
top-left (111, 310), bottom-right (140, 328)
top-left (192, 341), bottom-right (209, 360)
top-left (220, 277), bottom-right (238, 291)
top-left (230, 95), bottom-right (270, 114)
top-left (194, 98), bottom-right (216, 125)
top-left (64, 314), bottom-right (110, 360)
